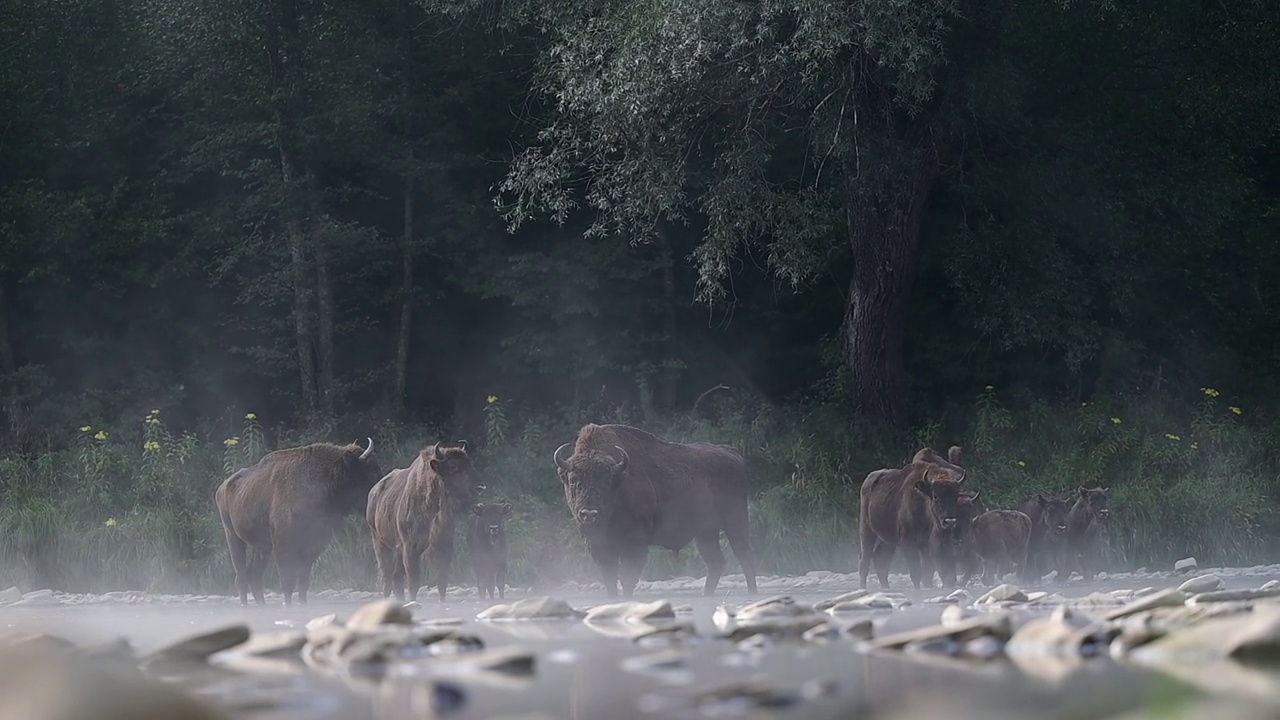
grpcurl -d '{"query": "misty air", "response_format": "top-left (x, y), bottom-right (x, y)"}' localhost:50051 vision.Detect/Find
top-left (0, 0), bottom-right (1277, 718)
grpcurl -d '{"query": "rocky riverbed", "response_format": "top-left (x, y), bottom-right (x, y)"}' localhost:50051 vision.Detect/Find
top-left (6, 563), bottom-right (1280, 719)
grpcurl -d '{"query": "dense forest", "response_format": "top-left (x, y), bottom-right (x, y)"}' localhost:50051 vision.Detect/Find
top-left (0, 0), bottom-right (1276, 594)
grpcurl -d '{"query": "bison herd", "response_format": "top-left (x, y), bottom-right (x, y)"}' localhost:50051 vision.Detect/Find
top-left (214, 426), bottom-right (1110, 607)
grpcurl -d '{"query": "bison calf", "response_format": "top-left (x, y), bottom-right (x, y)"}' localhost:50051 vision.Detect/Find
top-left (216, 438), bottom-right (383, 606)
top-left (468, 501), bottom-right (512, 600)
top-left (1059, 486), bottom-right (1109, 583)
top-left (965, 509), bottom-right (1032, 586)
top-left (1018, 492), bottom-right (1071, 584)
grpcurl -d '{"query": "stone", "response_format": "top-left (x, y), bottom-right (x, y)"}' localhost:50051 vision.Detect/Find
top-left (476, 597), bottom-right (584, 621)
top-left (813, 590), bottom-right (870, 612)
top-left (305, 614), bottom-right (339, 632)
top-left (142, 625), bottom-right (251, 667)
top-left (1187, 588), bottom-right (1280, 605)
top-left (14, 589), bottom-right (58, 606)
top-left (1174, 557), bottom-right (1198, 573)
top-left (868, 613), bottom-right (1013, 657)
top-left (1177, 574), bottom-right (1223, 594)
top-left (213, 630), bottom-right (307, 660)
top-left (0, 641), bottom-right (227, 720)
top-left (1261, 580), bottom-right (1280, 591)
top-left (1105, 588), bottom-right (1188, 621)
top-left (734, 595), bottom-right (815, 622)
top-left (346, 599), bottom-right (413, 630)
top-left (0, 586), bottom-right (22, 603)
top-left (1006, 606), bottom-right (1116, 658)
top-left (827, 593), bottom-right (907, 612)
top-left (977, 584), bottom-right (1028, 605)
top-left (428, 646), bottom-right (536, 676)
top-left (584, 600), bottom-right (676, 623)
top-left (1129, 604), bottom-right (1280, 663)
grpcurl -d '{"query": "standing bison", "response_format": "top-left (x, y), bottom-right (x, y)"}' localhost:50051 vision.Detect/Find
top-left (215, 438), bottom-right (383, 606)
top-left (965, 509), bottom-right (1032, 586)
top-left (1059, 486), bottom-right (1110, 583)
top-left (366, 442), bottom-right (486, 603)
top-left (468, 501), bottom-right (512, 600)
top-left (858, 446), bottom-right (969, 590)
top-left (1018, 492), bottom-right (1071, 584)
top-left (552, 423), bottom-right (759, 598)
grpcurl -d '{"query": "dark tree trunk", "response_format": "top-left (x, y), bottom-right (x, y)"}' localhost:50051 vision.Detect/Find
top-left (279, 147), bottom-right (319, 416)
top-left (0, 281), bottom-right (21, 439)
top-left (388, 0), bottom-right (416, 420)
top-left (840, 149), bottom-right (940, 429)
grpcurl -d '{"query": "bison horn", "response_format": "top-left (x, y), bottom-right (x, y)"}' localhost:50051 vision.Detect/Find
top-left (956, 468), bottom-right (967, 485)
top-left (553, 442), bottom-right (572, 470)
top-left (360, 437), bottom-right (374, 461)
top-left (457, 439), bottom-right (468, 452)
top-left (613, 445), bottom-right (630, 474)
top-left (432, 441), bottom-right (444, 459)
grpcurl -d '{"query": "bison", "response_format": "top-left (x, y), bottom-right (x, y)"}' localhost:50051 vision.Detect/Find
top-left (964, 509), bottom-right (1032, 586)
top-left (933, 489), bottom-right (984, 586)
top-left (215, 438), bottom-right (383, 606)
top-left (366, 442), bottom-right (487, 603)
top-left (468, 501), bottom-right (512, 600)
top-left (858, 446), bottom-right (970, 590)
top-left (552, 423), bottom-right (758, 598)
top-left (1018, 492), bottom-right (1071, 584)
top-left (1059, 486), bottom-right (1109, 583)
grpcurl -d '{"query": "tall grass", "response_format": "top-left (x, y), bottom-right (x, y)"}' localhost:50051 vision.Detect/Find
top-left (0, 387), bottom-right (1274, 594)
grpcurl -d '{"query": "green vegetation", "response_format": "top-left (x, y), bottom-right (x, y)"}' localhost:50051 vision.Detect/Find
top-left (0, 0), bottom-right (1275, 594)
top-left (0, 385), bottom-right (1273, 594)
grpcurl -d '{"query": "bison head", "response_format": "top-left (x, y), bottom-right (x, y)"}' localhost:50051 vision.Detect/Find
top-left (1036, 493), bottom-right (1072, 535)
top-left (1077, 486), bottom-right (1110, 521)
top-left (914, 460), bottom-right (968, 530)
top-left (425, 441), bottom-right (487, 509)
top-left (341, 437), bottom-right (384, 504)
top-left (553, 441), bottom-right (629, 526)
top-left (473, 501), bottom-right (512, 541)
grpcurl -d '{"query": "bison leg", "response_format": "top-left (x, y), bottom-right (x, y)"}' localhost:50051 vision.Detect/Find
top-left (722, 499), bottom-right (759, 595)
top-left (276, 552), bottom-right (299, 607)
top-left (619, 545), bottom-right (648, 599)
top-left (246, 547), bottom-right (269, 606)
top-left (871, 542), bottom-right (895, 590)
top-left (695, 531), bottom-right (727, 597)
top-left (403, 543), bottom-right (424, 602)
top-left (296, 558), bottom-right (313, 605)
top-left (496, 560), bottom-right (507, 600)
top-left (429, 541), bottom-right (454, 604)
top-left (223, 529), bottom-right (251, 607)
top-left (588, 543), bottom-right (621, 598)
top-left (373, 540), bottom-right (399, 599)
top-left (905, 547), bottom-right (927, 590)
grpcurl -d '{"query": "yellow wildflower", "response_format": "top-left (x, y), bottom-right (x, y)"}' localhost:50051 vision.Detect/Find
top-left (1230, 406), bottom-right (1242, 415)
top-left (79, 426), bottom-right (92, 433)
top-left (150, 409), bottom-right (159, 415)
top-left (1201, 387), bottom-right (1220, 398)
top-left (94, 431), bottom-right (107, 441)
top-left (105, 518), bottom-right (117, 527)
top-left (487, 395), bottom-right (498, 405)
top-left (1191, 442), bottom-right (1199, 450)
top-left (143, 440), bottom-right (161, 452)
top-left (245, 413), bottom-right (257, 420)
top-left (984, 385), bottom-right (994, 393)
top-left (1111, 417), bottom-right (1122, 425)
top-left (1017, 461), bottom-right (1026, 467)
top-left (1165, 433), bottom-right (1181, 441)
top-left (224, 437), bottom-right (240, 447)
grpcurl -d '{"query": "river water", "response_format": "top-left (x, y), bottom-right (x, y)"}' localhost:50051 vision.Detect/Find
top-left (3, 569), bottom-right (1279, 719)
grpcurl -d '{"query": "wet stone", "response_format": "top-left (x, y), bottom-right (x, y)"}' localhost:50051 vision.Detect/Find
top-left (1187, 588), bottom-right (1280, 605)
top-left (869, 612), bottom-right (1013, 657)
top-left (1105, 588), bottom-right (1188, 622)
top-left (734, 595), bottom-right (816, 621)
top-left (429, 646), bottom-right (536, 676)
top-left (584, 600), bottom-right (676, 623)
top-left (143, 625), bottom-right (252, 667)
top-left (0, 586), bottom-right (21, 604)
top-left (218, 630), bottom-right (307, 660)
top-left (977, 584), bottom-right (1028, 605)
top-left (633, 623), bottom-right (700, 648)
top-left (476, 597), bottom-right (585, 621)
top-left (813, 590), bottom-right (870, 612)
top-left (1174, 557), bottom-right (1198, 572)
top-left (306, 614), bottom-right (339, 632)
top-left (828, 594), bottom-right (907, 612)
top-left (1261, 580), bottom-right (1280, 591)
top-left (347, 599), bottom-right (414, 630)
top-left (1177, 574), bottom-right (1224, 594)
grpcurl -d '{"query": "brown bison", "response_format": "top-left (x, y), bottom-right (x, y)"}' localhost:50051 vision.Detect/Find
top-left (468, 501), bottom-right (512, 600)
top-left (366, 442), bottom-right (487, 603)
top-left (552, 423), bottom-right (758, 598)
top-left (964, 509), bottom-right (1032, 586)
top-left (215, 438), bottom-right (382, 606)
top-left (858, 445), bottom-right (970, 590)
top-left (933, 489), bottom-right (984, 586)
top-left (1059, 486), bottom-right (1109, 583)
top-left (1018, 492), bottom-right (1071, 584)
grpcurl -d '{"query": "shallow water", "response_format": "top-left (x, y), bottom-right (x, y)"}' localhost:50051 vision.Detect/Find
top-left (3, 571), bottom-right (1279, 719)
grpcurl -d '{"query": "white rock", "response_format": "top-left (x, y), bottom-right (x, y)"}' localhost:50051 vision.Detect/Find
top-left (1261, 580), bottom-right (1280, 591)
top-left (14, 589), bottom-right (58, 606)
top-left (1174, 557), bottom-right (1198, 572)
top-left (1177, 574), bottom-right (1223, 594)
top-left (0, 587), bottom-right (22, 603)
